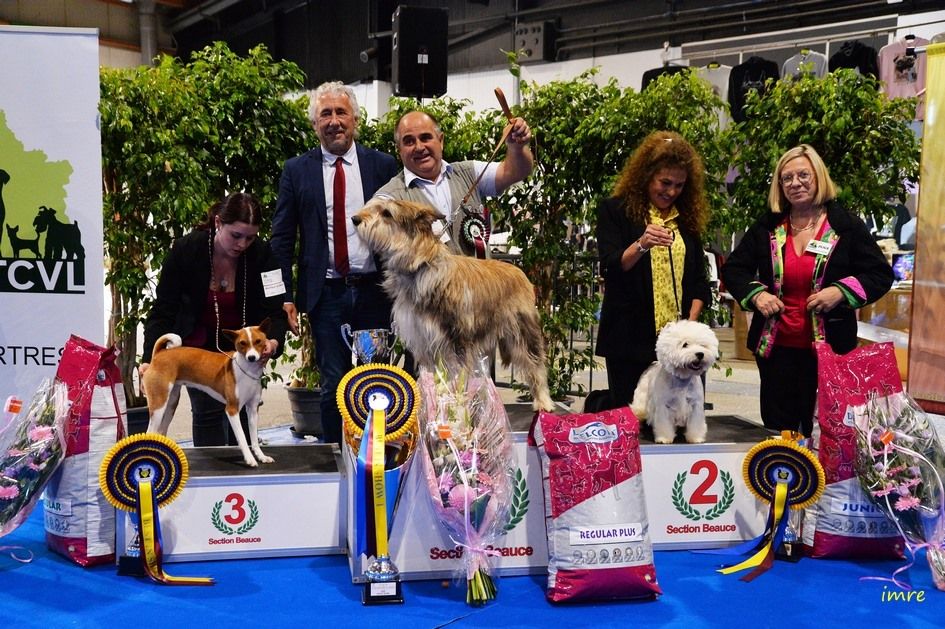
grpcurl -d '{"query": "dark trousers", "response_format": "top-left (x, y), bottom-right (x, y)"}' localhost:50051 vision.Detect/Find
top-left (755, 345), bottom-right (818, 437)
top-left (187, 387), bottom-right (250, 446)
top-left (310, 277), bottom-right (393, 445)
top-left (605, 355), bottom-right (655, 406)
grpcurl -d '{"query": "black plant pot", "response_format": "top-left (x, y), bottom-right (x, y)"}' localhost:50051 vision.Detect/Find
top-left (286, 387), bottom-right (323, 438)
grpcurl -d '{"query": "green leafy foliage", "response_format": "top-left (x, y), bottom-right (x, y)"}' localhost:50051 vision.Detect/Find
top-left (723, 69), bottom-right (920, 234)
top-left (488, 69), bottom-right (730, 400)
top-left (100, 43), bottom-right (312, 402)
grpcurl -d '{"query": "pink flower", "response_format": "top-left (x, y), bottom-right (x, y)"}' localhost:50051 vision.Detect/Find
top-left (894, 495), bottom-right (921, 511)
top-left (872, 485), bottom-right (896, 497)
top-left (28, 426), bottom-right (53, 442)
top-left (0, 484), bottom-right (19, 500)
top-left (448, 484), bottom-right (478, 510)
top-left (438, 472), bottom-right (455, 493)
top-left (457, 450), bottom-right (474, 468)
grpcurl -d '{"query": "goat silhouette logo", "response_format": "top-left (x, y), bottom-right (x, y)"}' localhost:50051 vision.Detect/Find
top-left (0, 110), bottom-right (86, 294)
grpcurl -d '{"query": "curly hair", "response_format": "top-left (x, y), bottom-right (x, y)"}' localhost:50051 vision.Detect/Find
top-left (611, 130), bottom-right (709, 234)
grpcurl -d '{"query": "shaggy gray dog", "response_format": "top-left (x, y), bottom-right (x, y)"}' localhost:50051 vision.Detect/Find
top-left (353, 199), bottom-right (554, 412)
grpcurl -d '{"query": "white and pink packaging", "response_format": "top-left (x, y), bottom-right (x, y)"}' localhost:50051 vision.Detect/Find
top-left (532, 407), bottom-right (661, 603)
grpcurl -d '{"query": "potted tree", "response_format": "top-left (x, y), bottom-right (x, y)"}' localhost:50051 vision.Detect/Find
top-left (99, 42), bottom-right (312, 412)
top-left (721, 69), bottom-right (920, 355)
top-left (277, 314), bottom-right (323, 438)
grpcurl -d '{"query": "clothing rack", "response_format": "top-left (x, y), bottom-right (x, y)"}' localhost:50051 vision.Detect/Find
top-left (684, 16), bottom-right (945, 65)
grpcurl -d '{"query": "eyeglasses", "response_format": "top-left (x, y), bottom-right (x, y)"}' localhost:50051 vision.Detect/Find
top-left (780, 171), bottom-right (813, 186)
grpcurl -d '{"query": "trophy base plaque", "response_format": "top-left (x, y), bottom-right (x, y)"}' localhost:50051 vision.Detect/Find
top-left (362, 580), bottom-right (404, 605)
top-left (117, 554), bottom-right (146, 577)
top-left (775, 542), bottom-right (803, 563)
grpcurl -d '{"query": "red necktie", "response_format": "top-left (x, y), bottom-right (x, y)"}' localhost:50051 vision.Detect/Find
top-left (332, 157), bottom-right (349, 276)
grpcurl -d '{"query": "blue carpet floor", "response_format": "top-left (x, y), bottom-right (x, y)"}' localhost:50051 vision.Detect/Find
top-left (2, 508), bottom-right (945, 628)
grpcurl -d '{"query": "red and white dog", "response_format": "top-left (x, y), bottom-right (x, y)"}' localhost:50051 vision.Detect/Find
top-left (142, 319), bottom-right (273, 467)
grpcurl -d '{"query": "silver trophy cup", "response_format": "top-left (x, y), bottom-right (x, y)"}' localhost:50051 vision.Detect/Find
top-left (340, 324), bottom-right (396, 365)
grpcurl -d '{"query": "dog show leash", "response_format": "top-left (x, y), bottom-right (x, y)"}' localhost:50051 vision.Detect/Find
top-left (455, 88), bottom-right (518, 259)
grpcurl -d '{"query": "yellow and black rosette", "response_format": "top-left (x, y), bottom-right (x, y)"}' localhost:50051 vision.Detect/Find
top-left (337, 363), bottom-right (419, 448)
top-left (742, 434), bottom-right (825, 511)
top-left (715, 432), bottom-right (825, 581)
top-left (99, 434), bottom-right (188, 512)
top-left (99, 434), bottom-right (213, 586)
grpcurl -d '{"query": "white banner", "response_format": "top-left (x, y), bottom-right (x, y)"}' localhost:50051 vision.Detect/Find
top-left (118, 471), bottom-right (346, 562)
top-left (0, 26), bottom-right (104, 398)
top-left (639, 444), bottom-right (767, 548)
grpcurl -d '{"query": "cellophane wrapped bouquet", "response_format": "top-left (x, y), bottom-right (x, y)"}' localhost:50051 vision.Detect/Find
top-left (0, 379), bottom-right (69, 538)
top-left (418, 358), bottom-right (515, 605)
top-left (854, 392), bottom-right (945, 590)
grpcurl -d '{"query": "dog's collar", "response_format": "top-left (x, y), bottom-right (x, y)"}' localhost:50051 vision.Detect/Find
top-left (232, 356), bottom-right (263, 381)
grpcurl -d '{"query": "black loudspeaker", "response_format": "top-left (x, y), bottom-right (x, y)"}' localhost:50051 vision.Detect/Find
top-left (514, 20), bottom-right (557, 64)
top-left (392, 5), bottom-right (448, 98)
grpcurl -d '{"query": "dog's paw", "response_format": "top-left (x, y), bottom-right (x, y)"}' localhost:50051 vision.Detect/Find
top-left (256, 453), bottom-right (275, 464)
top-left (653, 435), bottom-right (674, 444)
top-left (242, 456), bottom-right (259, 468)
top-left (685, 435), bottom-right (706, 444)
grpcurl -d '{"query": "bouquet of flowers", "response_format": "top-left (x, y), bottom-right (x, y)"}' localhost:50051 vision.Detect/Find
top-left (0, 379), bottom-right (69, 538)
top-left (418, 358), bottom-right (515, 605)
top-left (854, 392), bottom-right (945, 590)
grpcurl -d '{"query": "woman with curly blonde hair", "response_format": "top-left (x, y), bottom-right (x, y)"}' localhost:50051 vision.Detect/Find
top-left (595, 131), bottom-right (712, 408)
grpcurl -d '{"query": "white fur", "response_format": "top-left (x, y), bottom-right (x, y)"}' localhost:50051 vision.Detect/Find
top-left (631, 320), bottom-right (719, 444)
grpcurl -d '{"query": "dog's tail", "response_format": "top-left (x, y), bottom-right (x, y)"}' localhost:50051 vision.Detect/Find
top-left (630, 363), bottom-right (657, 420)
top-left (152, 333), bottom-right (183, 357)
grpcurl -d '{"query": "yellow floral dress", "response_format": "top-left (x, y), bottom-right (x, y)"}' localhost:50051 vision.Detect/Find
top-left (648, 205), bottom-right (686, 333)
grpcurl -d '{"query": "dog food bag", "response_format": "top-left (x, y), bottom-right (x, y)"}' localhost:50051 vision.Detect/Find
top-left (44, 335), bottom-right (127, 566)
top-left (532, 407), bottom-right (661, 603)
top-left (801, 342), bottom-right (904, 559)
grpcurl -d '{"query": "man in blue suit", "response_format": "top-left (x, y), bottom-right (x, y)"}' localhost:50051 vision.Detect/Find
top-left (271, 81), bottom-right (398, 445)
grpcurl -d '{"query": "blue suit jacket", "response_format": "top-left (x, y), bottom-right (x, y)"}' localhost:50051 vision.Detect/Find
top-left (271, 144), bottom-right (398, 314)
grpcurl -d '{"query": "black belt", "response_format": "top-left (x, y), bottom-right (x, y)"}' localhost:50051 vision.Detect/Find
top-left (325, 272), bottom-right (381, 287)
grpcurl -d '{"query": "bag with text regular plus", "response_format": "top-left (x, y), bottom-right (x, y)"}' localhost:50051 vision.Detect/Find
top-left (802, 342), bottom-right (904, 559)
top-left (532, 407), bottom-right (660, 603)
top-left (44, 335), bottom-right (127, 566)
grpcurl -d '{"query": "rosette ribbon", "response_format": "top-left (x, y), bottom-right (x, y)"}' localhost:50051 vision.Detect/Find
top-left (710, 431), bottom-right (824, 581)
top-left (337, 364), bottom-right (418, 564)
top-left (99, 434), bottom-right (213, 585)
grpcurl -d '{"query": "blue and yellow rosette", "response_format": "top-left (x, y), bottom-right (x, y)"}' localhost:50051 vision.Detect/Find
top-left (337, 364), bottom-right (418, 563)
top-left (99, 433), bottom-right (213, 586)
top-left (715, 431), bottom-right (824, 581)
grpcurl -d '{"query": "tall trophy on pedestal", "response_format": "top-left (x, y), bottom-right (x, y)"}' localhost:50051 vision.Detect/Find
top-left (337, 362), bottom-right (419, 605)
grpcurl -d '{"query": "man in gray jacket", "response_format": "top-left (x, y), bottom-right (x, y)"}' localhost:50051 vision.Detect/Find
top-left (374, 110), bottom-right (533, 258)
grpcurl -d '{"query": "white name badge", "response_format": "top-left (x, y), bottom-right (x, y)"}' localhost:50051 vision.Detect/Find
top-left (805, 239), bottom-right (833, 256)
top-left (261, 269), bottom-right (286, 298)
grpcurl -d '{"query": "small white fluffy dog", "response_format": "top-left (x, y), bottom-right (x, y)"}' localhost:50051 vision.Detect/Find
top-left (631, 319), bottom-right (719, 444)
